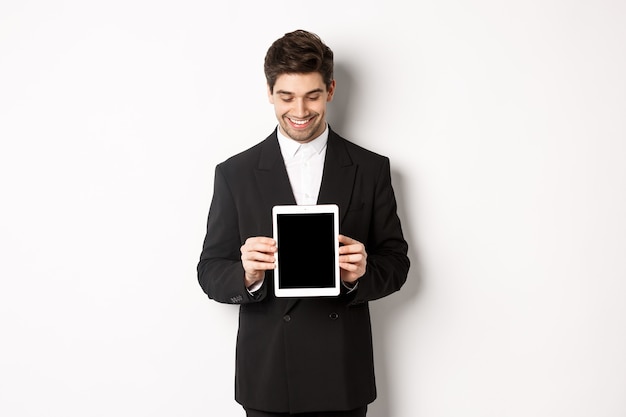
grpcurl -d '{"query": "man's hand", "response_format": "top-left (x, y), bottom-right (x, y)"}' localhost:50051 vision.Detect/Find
top-left (338, 234), bottom-right (367, 284)
top-left (241, 237), bottom-right (276, 288)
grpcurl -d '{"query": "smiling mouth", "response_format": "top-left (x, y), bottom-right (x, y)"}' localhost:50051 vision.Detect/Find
top-left (287, 116), bottom-right (314, 128)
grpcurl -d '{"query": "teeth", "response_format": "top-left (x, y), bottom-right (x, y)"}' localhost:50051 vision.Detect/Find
top-left (290, 118), bottom-right (309, 125)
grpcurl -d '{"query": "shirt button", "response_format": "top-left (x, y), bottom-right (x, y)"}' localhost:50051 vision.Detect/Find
top-left (283, 315), bottom-right (291, 322)
top-left (329, 313), bottom-right (339, 320)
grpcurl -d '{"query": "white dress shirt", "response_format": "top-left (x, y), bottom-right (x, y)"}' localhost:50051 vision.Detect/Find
top-left (276, 126), bottom-right (328, 206)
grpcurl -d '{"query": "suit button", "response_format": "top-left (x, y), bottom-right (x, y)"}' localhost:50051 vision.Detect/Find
top-left (283, 315), bottom-right (291, 322)
top-left (329, 312), bottom-right (339, 320)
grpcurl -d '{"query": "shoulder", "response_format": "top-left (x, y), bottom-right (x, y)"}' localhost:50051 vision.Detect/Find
top-left (217, 131), bottom-right (277, 172)
top-left (329, 129), bottom-right (390, 166)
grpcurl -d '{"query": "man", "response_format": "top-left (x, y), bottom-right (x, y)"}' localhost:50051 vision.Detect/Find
top-left (197, 30), bottom-right (410, 417)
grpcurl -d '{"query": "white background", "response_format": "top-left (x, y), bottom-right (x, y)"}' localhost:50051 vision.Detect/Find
top-left (1, 1), bottom-right (625, 416)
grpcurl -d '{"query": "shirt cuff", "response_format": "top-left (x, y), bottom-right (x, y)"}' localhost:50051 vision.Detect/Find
top-left (342, 281), bottom-right (359, 294)
top-left (247, 279), bottom-right (264, 295)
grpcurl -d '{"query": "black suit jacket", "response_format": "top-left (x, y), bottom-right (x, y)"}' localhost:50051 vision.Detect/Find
top-left (198, 128), bottom-right (409, 413)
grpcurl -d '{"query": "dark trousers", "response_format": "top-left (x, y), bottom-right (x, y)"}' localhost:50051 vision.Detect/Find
top-left (244, 405), bottom-right (367, 417)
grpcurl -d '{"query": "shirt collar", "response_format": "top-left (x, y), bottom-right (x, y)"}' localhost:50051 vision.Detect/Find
top-left (276, 125), bottom-right (329, 159)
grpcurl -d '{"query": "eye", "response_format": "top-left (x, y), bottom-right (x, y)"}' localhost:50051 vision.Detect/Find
top-left (308, 95), bottom-right (320, 101)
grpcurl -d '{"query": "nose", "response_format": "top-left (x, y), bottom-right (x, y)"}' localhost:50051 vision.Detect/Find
top-left (292, 98), bottom-right (307, 118)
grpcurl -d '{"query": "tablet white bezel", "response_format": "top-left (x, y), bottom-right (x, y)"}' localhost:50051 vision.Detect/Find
top-left (272, 204), bottom-right (340, 297)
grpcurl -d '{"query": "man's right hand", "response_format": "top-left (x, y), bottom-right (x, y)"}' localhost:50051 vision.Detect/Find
top-left (240, 237), bottom-right (277, 288)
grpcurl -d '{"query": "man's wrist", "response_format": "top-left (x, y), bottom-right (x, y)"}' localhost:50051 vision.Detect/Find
top-left (341, 280), bottom-right (359, 293)
top-left (246, 278), bottom-right (264, 294)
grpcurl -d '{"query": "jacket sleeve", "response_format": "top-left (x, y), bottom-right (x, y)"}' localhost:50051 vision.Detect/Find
top-left (350, 158), bottom-right (410, 304)
top-left (197, 164), bottom-right (267, 304)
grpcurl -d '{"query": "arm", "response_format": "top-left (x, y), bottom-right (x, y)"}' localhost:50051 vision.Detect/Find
top-left (197, 165), bottom-right (270, 304)
top-left (348, 158), bottom-right (410, 303)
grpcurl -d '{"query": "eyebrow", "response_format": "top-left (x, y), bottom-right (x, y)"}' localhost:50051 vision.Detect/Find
top-left (276, 88), bottom-right (324, 96)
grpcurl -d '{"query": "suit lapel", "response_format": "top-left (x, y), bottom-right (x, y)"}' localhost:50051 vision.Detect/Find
top-left (254, 131), bottom-right (296, 211)
top-left (317, 129), bottom-right (357, 224)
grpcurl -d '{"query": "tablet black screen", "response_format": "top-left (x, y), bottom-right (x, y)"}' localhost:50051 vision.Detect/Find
top-left (276, 213), bottom-right (336, 289)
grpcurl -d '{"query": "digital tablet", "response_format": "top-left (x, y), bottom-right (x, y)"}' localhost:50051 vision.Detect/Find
top-left (272, 204), bottom-right (340, 297)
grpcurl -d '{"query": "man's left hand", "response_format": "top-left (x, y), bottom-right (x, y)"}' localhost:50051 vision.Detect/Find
top-left (338, 234), bottom-right (367, 284)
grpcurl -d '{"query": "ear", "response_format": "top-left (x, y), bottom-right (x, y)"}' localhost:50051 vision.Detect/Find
top-left (326, 79), bottom-right (336, 102)
top-left (267, 84), bottom-right (274, 104)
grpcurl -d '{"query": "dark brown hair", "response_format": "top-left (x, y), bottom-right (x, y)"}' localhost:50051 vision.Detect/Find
top-left (264, 30), bottom-right (334, 93)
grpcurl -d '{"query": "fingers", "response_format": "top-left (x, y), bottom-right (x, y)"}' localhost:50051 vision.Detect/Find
top-left (338, 234), bottom-right (357, 246)
top-left (241, 237), bottom-right (276, 284)
top-left (241, 238), bottom-right (276, 263)
top-left (242, 236), bottom-right (276, 253)
top-left (337, 234), bottom-right (367, 283)
top-left (339, 261), bottom-right (365, 283)
top-left (338, 253), bottom-right (365, 265)
top-left (338, 234), bottom-right (366, 256)
top-left (339, 260), bottom-right (361, 272)
top-left (242, 257), bottom-right (276, 271)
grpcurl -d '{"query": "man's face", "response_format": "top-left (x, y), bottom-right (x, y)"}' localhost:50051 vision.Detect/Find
top-left (268, 72), bottom-right (335, 143)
